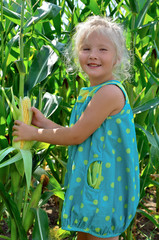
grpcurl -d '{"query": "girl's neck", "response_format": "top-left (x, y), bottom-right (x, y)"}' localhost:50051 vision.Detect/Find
top-left (89, 75), bottom-right (115, 87)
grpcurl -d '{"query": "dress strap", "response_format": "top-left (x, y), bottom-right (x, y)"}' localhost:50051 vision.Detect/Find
top-left (93, 80), bottom-right (129, 102)
top-left (77, 80), bottom-right (128, 103)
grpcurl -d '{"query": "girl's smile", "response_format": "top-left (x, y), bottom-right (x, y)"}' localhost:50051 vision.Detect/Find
top-left (87, 62), bottom-right (102, 67)
top-left (78, 31), bottom-right (117, 86)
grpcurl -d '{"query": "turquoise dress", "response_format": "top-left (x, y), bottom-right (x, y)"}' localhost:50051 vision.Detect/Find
top-left (61, 80), bottom-right (140, 238)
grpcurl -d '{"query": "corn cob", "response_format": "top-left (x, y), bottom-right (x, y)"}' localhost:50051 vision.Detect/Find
top-left (20, 97), bottom-right (32, 149)
top-left (12, 96), bottom-right (33, 150)
top-left (87, 161), bottom-right (103, 189)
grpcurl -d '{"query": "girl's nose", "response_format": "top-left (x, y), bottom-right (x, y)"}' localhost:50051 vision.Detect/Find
top-left (89, 50), bottom-right (97, 59)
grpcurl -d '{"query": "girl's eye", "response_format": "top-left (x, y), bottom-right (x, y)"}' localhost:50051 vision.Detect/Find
top-left (100, 48), bottom-right (107, 51)
top-left (83, 48), bottom-right (90, 51)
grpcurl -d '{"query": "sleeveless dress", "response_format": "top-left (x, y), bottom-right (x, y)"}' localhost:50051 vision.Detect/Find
top-left (61, 80), bottom-right (140, 238)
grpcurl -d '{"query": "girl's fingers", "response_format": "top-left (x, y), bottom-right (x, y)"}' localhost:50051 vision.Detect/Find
top-left (12, 122), bottom-right (23, 135)
top-left (14, 120), bottom-right (23, 125)
top-left (31, 107), bottom-right (39, 114)
top-left (12, 131), bottom-right (18, 137)
top-left (12, 123), bottom-right (22, 131)
top-left (12, 125), bottom-right (18, 130)
top-left (30, 106), bottom-right (36, 112)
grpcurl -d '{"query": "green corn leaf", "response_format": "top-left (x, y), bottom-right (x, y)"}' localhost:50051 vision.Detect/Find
top-left (53, 13), bottom-right (61, 37)
top-left (50, 152), bottom-right (67, 169)
top-left (153, 39), bottom-right (159, 59)
top-left (135, 55), bottom-right (159, 85)
top-left (0, 165), bottom-right (9, 184)
top-left (1, 6), bottom-right (22, 25)
top-left (15, 59), bottom-right (26, 75)
top-left (52, 190), bottom-right (65, 200)
top-left (27, 45), bottom-right (58, 91)
top-left (0, 235), bottom-right (10, 240)
top-left (0, 136), bottom-right (8, 150)
top-left (137, 209), bottom-right (159, 229)
top-left (39, 191), bottom-right (54, 207)
top-left (32, 208), bottom-right (49, 240)
top-left (0, 152), bottom-right (22, 168)
top-left (33, 166), bottom-right (49, 181)
top-left (150, 126), bottom-right (159, 170)
top-left (0, 148), bottom-right (10, 157)
top-left (129, 0), bottom-right (139, 13)
top-left (140, 161), bottom-right (154, 198)
top-left (24, 2), bottom-right (61, 29)
top-left (39, 189), bottom-right (64, 205)
top-left (149, 179), bottom-right (159, 188)
top-left (1, 86), bottom-right (19, 122)
top-left (20, 149), bottom-right (32, 190)
top-left (135, 123), bottom-right (158, 148)
top-left (133, 97), bottom-right (159, 114)
top-left (1, 87), bottom-right (14, 116)
top-left (0, 147), bottom-right (16, 162)
top-left (151, 145), bottom-right (159, 170)
top-left (65, 0), bottom-right (74, 11)
top-left (135, 0), bottom-right (151, 28)
top-left (34, 30), bottom-right (65, 54)
top-left (2, 34), bottom-right (19, 71)
top-left (15, 159), bottom-right (24, 177)
top-left (142, 64), bottom-right (159, 85)
top-left (153, 125), bottom-right (159, 147)
top-left (51, 227), bottom-right (71, 239)
top-left (42, 92), bottom-right (62, 118)
top-left (0, 21), bottom-right (4, 32)
top-left (80, 0), bottom-right (101, 15)
top-left (0, 118), bottom-right (6, 137)
top-left (0, 183), bottom-right (27, 240)
top-left (49, 176), bottom-right (62, 191)
top-left (11, 88), bottom-right (20, 120)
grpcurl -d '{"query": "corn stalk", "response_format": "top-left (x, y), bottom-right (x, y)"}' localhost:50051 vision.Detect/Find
top-left (125, 12), bottom-right (136, 108)
top-left (0, 0), bottom-right (5, 113)
top-left (0, 0), bottom-right (4, 86)
top-left (19, 0), bottom-right (25, 98)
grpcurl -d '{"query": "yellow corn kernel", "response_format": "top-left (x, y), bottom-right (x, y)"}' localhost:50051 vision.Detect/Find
top-left (22, 98), bottom-right (30, 124)
top-left (20, 97), bottom-right (32, 149)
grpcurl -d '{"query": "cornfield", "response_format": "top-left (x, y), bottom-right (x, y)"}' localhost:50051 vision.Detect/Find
top-left (0, 0), bottom-right (159, 239)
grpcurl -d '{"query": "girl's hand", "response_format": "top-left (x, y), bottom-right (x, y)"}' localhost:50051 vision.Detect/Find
top-left (31, 107), bottom-right (47, 128)
top-left (12, 120), bottom-right (36, 142)
top-left (31, 107), bottom-right (63, 129)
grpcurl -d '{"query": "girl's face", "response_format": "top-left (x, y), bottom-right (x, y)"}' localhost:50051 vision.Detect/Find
top-left (78, 31), bottom-right (117, 86)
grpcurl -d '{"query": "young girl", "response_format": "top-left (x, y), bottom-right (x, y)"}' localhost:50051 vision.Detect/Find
top-left (13, 16), bottom-right (140, 240)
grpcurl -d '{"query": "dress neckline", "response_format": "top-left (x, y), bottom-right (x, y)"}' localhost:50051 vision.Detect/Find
top-left (82, 80), bottom-right (120, 90)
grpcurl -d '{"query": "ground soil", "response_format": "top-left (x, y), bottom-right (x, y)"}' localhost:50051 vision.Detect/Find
top-left (0, 188), bottom-right (159, 240)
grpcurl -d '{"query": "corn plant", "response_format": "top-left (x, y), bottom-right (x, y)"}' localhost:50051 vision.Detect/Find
top-left (0, 0), bottom-right (63, 239)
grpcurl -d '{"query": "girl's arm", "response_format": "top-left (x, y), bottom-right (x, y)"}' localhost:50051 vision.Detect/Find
top-left (13, 85), bottom-right (125, 146)
top-left (31, 107), bottom-right (62, 129)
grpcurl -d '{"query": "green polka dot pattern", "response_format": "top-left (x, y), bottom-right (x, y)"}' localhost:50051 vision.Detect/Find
top-left (62, 80), bottom-right (140, 238)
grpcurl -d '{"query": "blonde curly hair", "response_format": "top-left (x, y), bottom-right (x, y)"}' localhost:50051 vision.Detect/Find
top-left (70, 15), bottom-right (131, 81)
